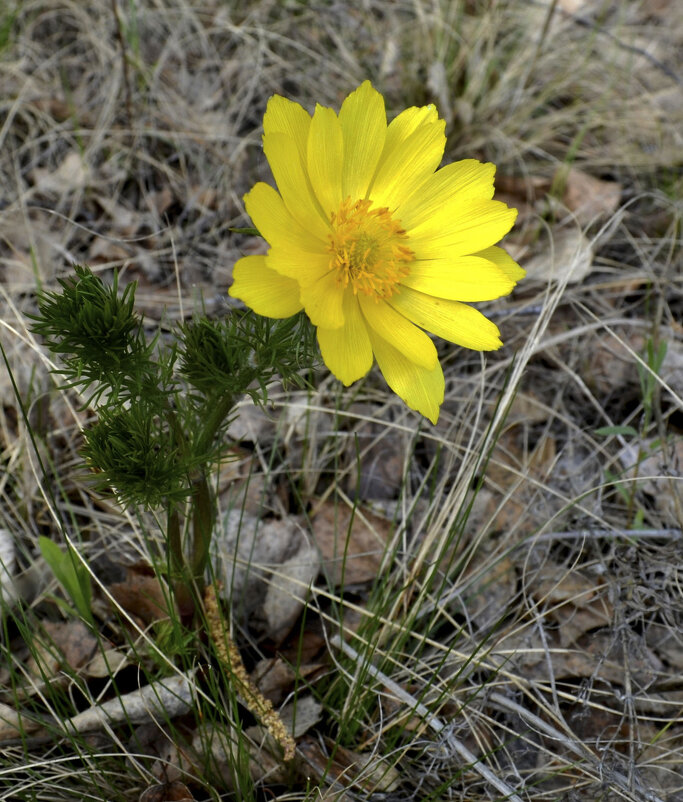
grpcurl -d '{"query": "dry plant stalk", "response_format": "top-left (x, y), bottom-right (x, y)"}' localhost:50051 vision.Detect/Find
top-left (204, 584), bottom-right (296, 761)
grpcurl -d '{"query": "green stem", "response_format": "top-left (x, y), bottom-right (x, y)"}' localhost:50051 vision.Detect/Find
top-left (167, 505), bottom-right (183, 577)
top-left (168, 503), bottom-right (195, 618)
top-left (190, 470), bottom-right (214, 593)
top-left (166, 392), bottom-right (235, 612)
top-left (195, 392), bottom-right (236, 457)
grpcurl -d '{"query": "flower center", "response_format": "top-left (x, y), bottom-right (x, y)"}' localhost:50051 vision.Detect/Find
top-left (327, 198), bottom-right (413, 299)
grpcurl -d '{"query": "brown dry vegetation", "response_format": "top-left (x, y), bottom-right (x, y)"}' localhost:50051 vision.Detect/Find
top-left (0, 1), bottom-right (682, 801)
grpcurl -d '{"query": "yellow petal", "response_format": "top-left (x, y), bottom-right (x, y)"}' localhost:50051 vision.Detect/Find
top-left (229, 255), bottom-right (302, 318)
top-left (263, 94), bottom-right (311, 168)
top-left (267, 246), bottom-right (331, 286)
top-left (317, 293), bottom-right (373, 385)
top-left (307, 104), bottom-right (344, 217)
top-left (359, 295), bottom-right (437, 369)
top-left (367, 328), bottom-right (444, 424)
top-left (338, 81), bottom-right (387, 200)
top-left (389, 286), bottom-right (502, 350)
top-left (300, 269), bottom-right (345, 328)
top-left (370, 119), bottom-right (446, 211)
top-left (397, 160), bottom-right (496, 229)
top-left (400, 255), bottom-right (515, 301)
top-left (245, 182), bottom-right (327, 252)
top-left (473, 246), bottom-right (526, 282)
top-left (263, 132), bottom-right (330, 241)
top-left (408, 200), bottom-right (517, 258)
top-left (383, 104), bottom-right (440, 162)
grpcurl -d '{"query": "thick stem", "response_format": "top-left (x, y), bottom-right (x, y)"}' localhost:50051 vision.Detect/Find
top-left (167, 504), bottom-right (194, 619)
top-left (165, 392), bottom-right (234, 615)
top-left (195, 392), bottom-right (235, 458)
top-left (190, 470), bottom-right (214, 594)
top-left (167, 505), bottom-right (183, 576)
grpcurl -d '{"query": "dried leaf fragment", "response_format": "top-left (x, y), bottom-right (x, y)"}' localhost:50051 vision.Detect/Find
top-left (312, 500), bottom-right (391, 586)
top-left (562, 167), bottom-right (621, 225)
top-left (139, 781), bottom-right (196, 802)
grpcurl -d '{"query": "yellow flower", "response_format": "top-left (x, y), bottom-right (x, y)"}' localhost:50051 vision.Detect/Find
top-left (229, 81), bottom-right (524, 423)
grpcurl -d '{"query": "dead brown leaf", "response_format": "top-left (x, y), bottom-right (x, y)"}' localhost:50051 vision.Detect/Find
top-left (298, 737), bottom-right (400, 794)
top-left (263, 543), bottom-right (320, 641)
top-left (561, 167), bottom-right (622, 225)
top-left (0, 701), bottom-right (43, 741)
top-left (584, 331), bottom-right (644, 395)
top-left (617, 437), bottom-right (683, 526)
top-left (252, 657), bottom-right (325, 706)
top-left (472, 426), bottom-right (557, 535)
top-left (524, 226), bottom-right (594, 283)
top-left (192, 721), bottom-right (288, 788)
top-left (41, 619), bottom-right (99, 672)
top-left (464, 555), bottom-right (517, 630)
top-left (278, 694), bottom-right (323, 739)
top-left (645, 622), bottom-right (683, 670)
top-left (139, 781), bottom-right (195, 802)
top-left (84, 647), bottom-right (130, 679)
top-left (311, 500), bottom-right (392, 587)
top-left (213, 512), bottom-right (310, 626)
top-left (530, 561), bottom-right (614, 646)
top-left (87, 237), bottom-right (131, 266)
top-left (109, 563), bottom-right (177, 625)
top-left (31, 151), bottom-right (90, 195)
top-left (217, 446), bottom-right (271, 516)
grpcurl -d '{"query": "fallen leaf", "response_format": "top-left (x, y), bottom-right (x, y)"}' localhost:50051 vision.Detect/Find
top-left (661, 336), bottom-right (683, 398)
top-left (645, 622), bottom-right (683, 670)
top-left (641, 0), bottom-right (674, 17)
top-left (533, 562), bottom-right (602, 606)
top-left (279, 694), bottom-right (323, 738)
top-left (584, 331), bottom-right (644, 395)
top-left (263, 543), bottom-right (320, 640)
top-left (528, 560), bottom-right (614, 647)
top-left (298, 737), bottom-right (400, 794)
top-left (0, 208), bottom-right (60, 285)
top-left (189, 185), bottom-right (217, 210)
top-left (91, 194), bottom-right (139, 235)
top-left (32, 151), bottom-right (89, 194)
top-left (470, 426), bottom-right (560, 536)
top-left (0, 701), bottom-right (43, 741)
top-left (192, 721), bottom-right (288, 788)
top-left (84, 647), bottom-right (130, 678)
top-left (505, 390), bottom-right (551, 425)
top-left (494, 174), bottom-right (552, 198)
top-left (523, 226), bottom-right (594, 283)
top-left (218, 447), bottom-right (271, 516)
top-left (559, 0), bottom-right (592, 13)
top-left (87, 237), bottom-right (131, 266)
top-left (311, 500), bottom-right (392, 586)
top-left (561, 168), bottom-right (621, 225)
top-left (343, 410), bottom-right (406, 499)
top-left (139, 781), bottom-right (195, 802)
top-left (41, 620), bottom-right (98, 672)
top-left (225, 397), bottom-right (277, 443)
top-left (490, 625), bottom-right (548, 673)
top-left (617, 437), bottom-right (683, 526)
top-left (252, 657), bottom-right (325, 706)
top-left (463, 555), bottom-right (517, 631)
top-left (109, 563), bottom-right (177, 625)
top-left (212, 512), bottom-right (310, 622)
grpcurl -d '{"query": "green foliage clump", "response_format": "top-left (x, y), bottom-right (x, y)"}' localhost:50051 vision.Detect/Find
top-left (31, 265), bottom-right (319, 598)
